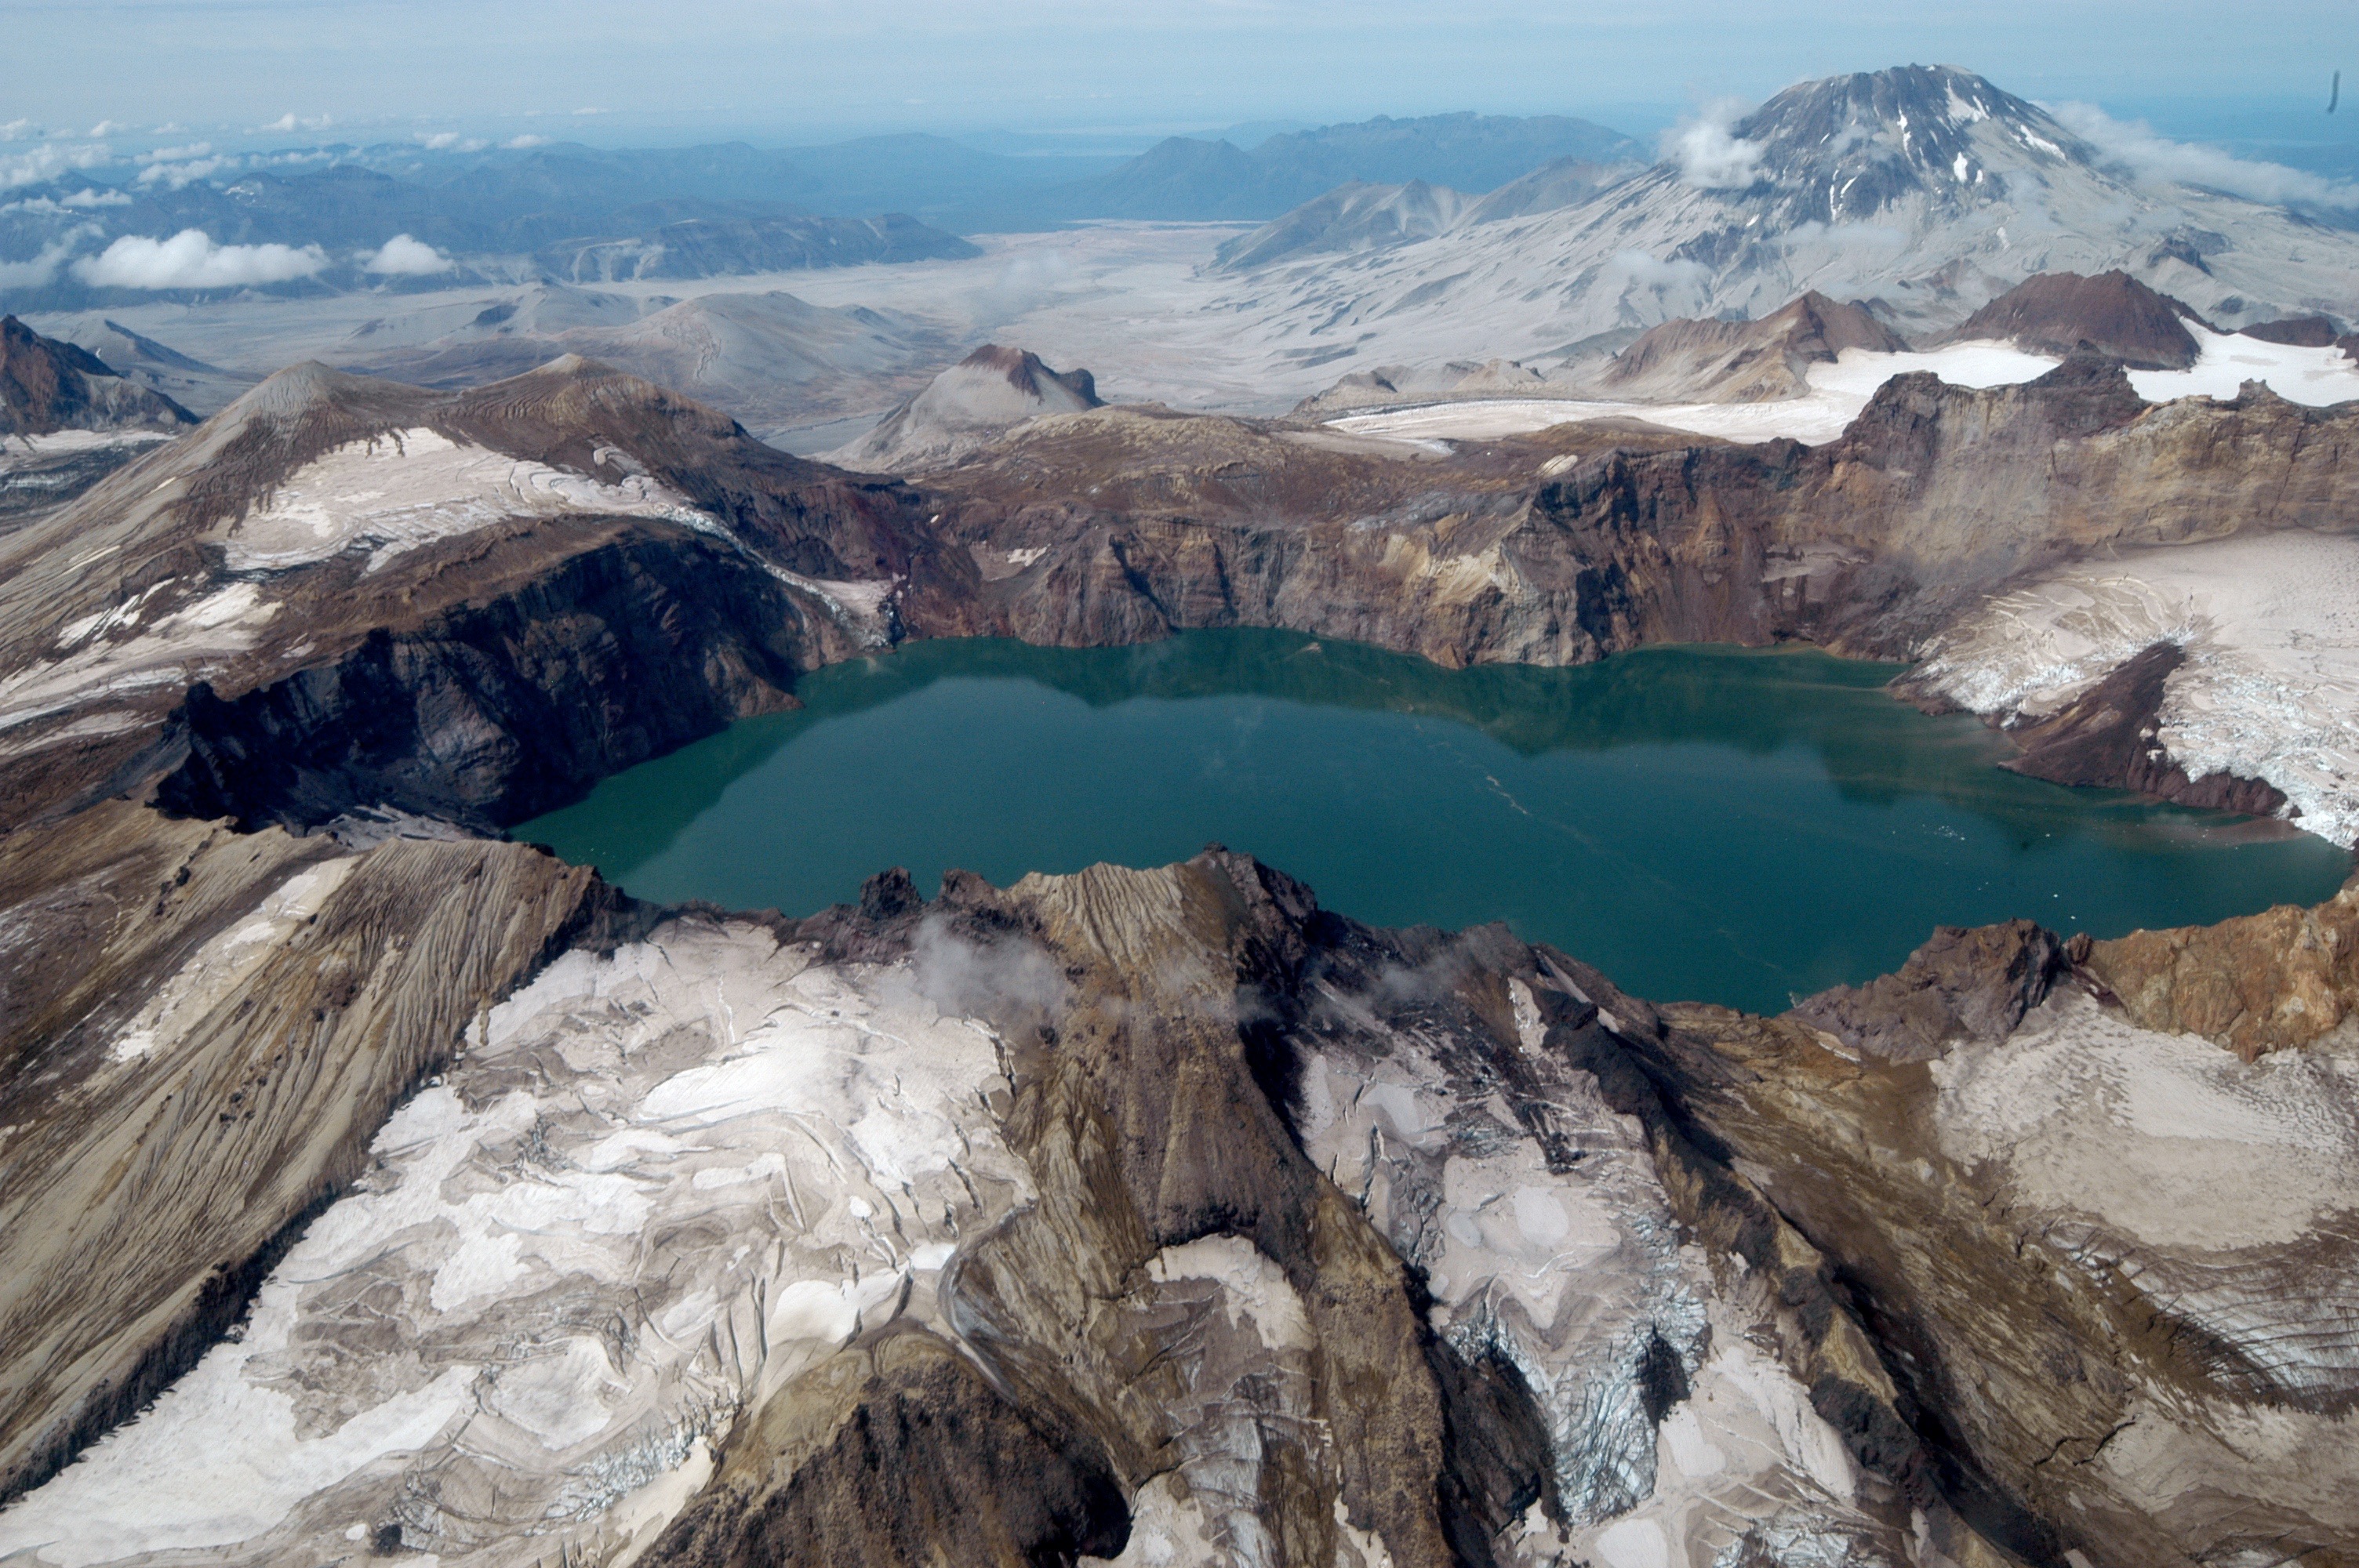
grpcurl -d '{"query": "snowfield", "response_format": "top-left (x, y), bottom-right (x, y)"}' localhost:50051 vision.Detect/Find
top-left (1911, 529), bottom-right (2359, 845)
top-left (224, 426), bottom-right (722, 572)
top-left (0, 922), bottom-right (1030, 1568)
top-left (2130, 324), bottom-right (2359, 407)
top-left (1326, 340), bottom-right (2061, 447)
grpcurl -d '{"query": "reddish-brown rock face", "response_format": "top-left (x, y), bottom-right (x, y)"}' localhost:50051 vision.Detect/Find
top-left (2088, 883), bottom-right (2359, 1058)
top-left (1935, 269), bottom-right (2206, 368)
top-left (0, 315), bottom-right (194, 437)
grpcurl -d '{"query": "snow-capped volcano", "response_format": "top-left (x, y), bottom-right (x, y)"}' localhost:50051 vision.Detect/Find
top-left (1205, 64), bottom-right (2359, 383)
top-left (1719, 64), bottom-right (2090, 227)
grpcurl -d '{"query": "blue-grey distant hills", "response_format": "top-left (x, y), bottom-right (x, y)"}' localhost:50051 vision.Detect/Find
top-left (0, 111), bottom-right (1647, 308)
top-left (1000, 113), bottom-right (1642, 224)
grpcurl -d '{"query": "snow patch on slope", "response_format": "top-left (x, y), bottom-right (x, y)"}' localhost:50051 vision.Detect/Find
top-left (224, 426), bottom-right (721, 572)
top-left (0, 581), bottom-right (278, 733)
top-left (1910, 530), bottom-right (2359, 844)
top-left (1329, 339), bottom-right (2058, 447)
top-left (2131, 325), bottom-right (2359, 407)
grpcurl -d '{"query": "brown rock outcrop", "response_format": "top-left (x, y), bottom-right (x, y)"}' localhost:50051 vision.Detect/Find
top-left (1935, 269), bottom-right (2205, 368)
top-left (1994, 640), bottom-right (2290, 817)
top-left (0, 314), bottom-right (195, 437)
top-left (2087, 881), bottom-right (2359, 1058)
top-left (1656, 906), bottom-right (2359, 1568)
top-left (1596, 290), bottom-right (1910, 403)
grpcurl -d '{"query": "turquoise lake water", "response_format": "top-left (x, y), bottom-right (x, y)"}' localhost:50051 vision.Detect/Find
top-left (518, 630), bottom-right (2350, 1014)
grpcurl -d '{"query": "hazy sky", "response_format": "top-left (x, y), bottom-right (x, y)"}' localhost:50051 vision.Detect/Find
top-left (11, 0), bottom-right (2358, 147)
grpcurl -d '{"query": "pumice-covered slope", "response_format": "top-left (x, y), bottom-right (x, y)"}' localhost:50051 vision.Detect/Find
top-left (1592, 291), bottom-right (1911, 403)
top-left (831, 343), bottom-right (1105, 474)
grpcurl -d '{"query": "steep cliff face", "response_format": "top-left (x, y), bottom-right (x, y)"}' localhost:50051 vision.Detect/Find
top-left (0, 355), bottom-right (942, 833)
top-left (915, 353), bottom-right (2359, 677)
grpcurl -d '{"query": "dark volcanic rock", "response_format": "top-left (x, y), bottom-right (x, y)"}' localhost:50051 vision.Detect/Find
top-left (1995, 639), bottom-right (2290, 818)
top-left (2241, 314), bottom-right (2341, 347)
top-left (1790, 919), bottom-right (2067, 1061)
top-left (155, 532), bottom-right (814, 833)
top-left (651, 1329), bottom-right (1130, 1568)
top-left (1936, 269), bottom-right (2205, 369)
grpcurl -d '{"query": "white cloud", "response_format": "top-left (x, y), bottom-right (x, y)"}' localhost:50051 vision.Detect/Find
top-left (137, 157), bottom-right (235, 189)
top-left (1, 142), bottom-right (110, 191)
top-left (1605, 249), bottom-right (1710, 290)
top-left (135, 143), bottom-right (233, 189)
top-left (2048, 102), bottom-right (2359, 211)
top-left (0, 233), bottom-right (94, 293)
top-left (1, 188), bottom-right (130, 215)
top-left (364, 234), bottom-right (455, 274)
top-left (87, 120), bottom-right (124, 138)
top-left (2, 119), bottom-right (36, 143)
top-left (72, 229), bottom-right (328, 289)
top-left (1663, 100), bottom-right (1763, 191)
top-left (503, 134), bottom-right (551, 149)
top-left (253, 112), bottom-right (333, 135)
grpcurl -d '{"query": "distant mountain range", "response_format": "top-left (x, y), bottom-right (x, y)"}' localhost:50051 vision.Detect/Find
top-left (1199, 65), bottom-right (2359, 382)
top-left (0, 112), bottom-right (1646, 308)
top-left (1013, 113), bottom-right (1640, 224)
